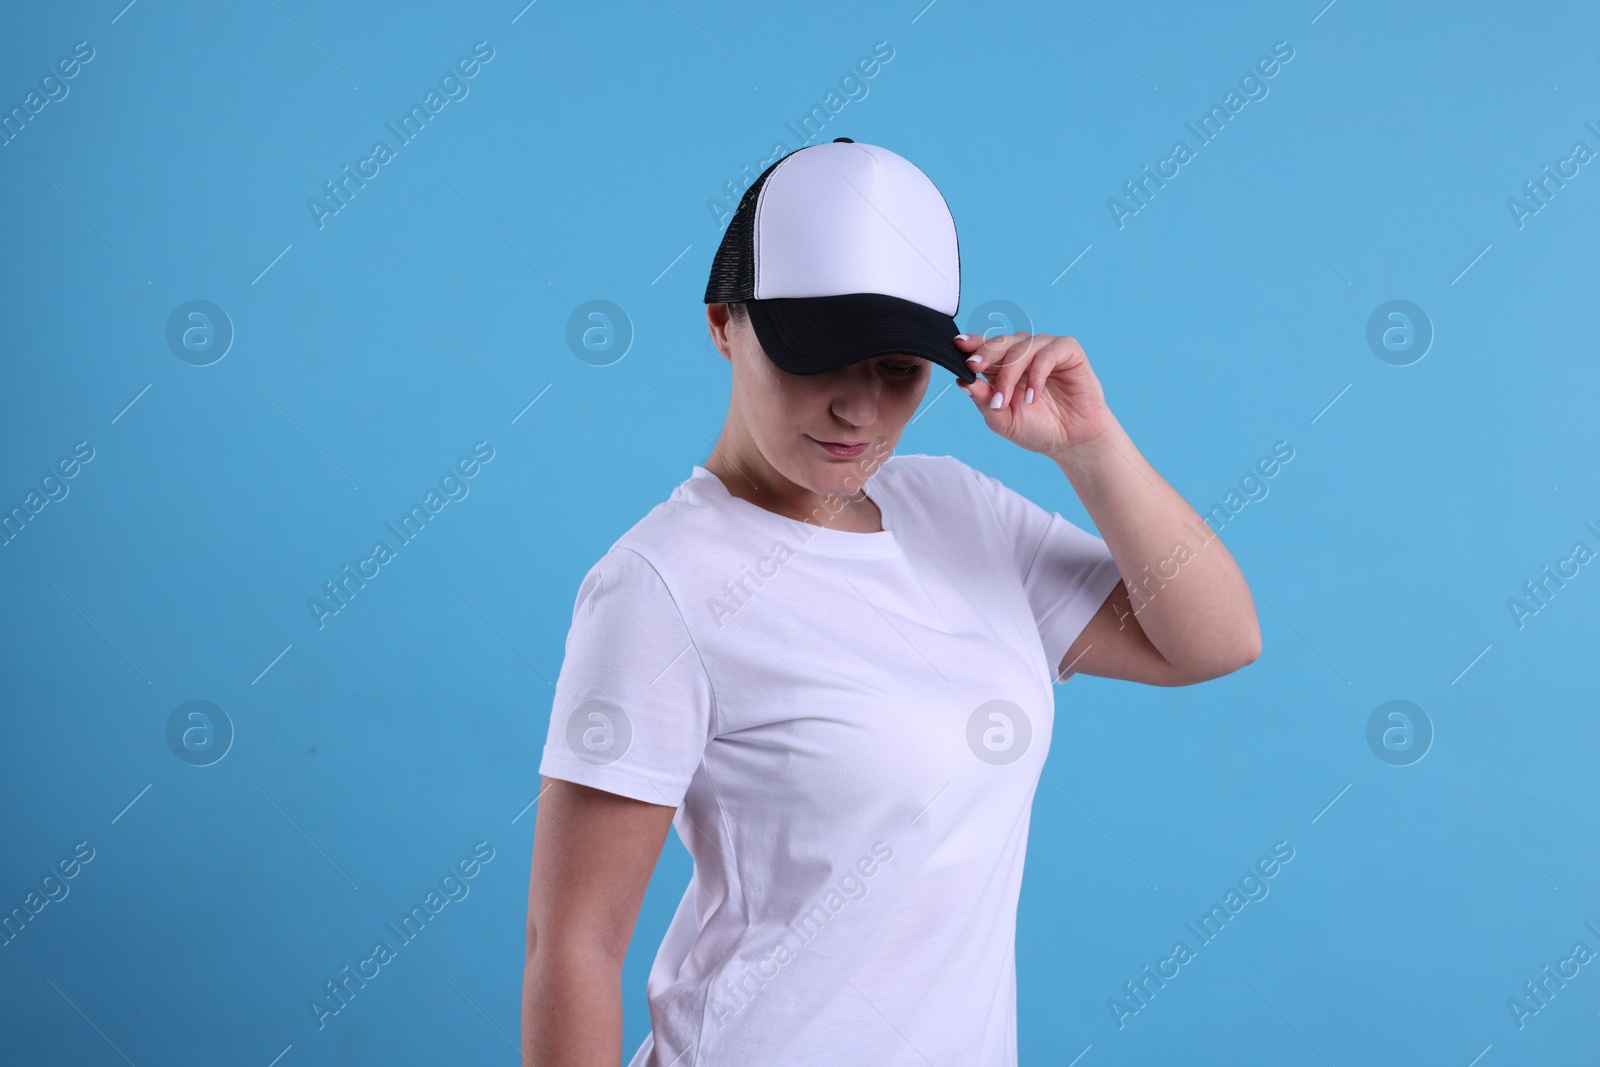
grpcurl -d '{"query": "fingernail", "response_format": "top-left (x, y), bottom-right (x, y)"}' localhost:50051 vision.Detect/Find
top-left (966, 355), bottom-right (983, 365)
top-left (989, 391), bottom-right (1005, 410)
top-left (1025, 387), bottom-right (1035, 404)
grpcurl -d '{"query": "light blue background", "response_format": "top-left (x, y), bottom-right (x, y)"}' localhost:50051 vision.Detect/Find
top-left (3, 1), bottom-right (1597, 1063)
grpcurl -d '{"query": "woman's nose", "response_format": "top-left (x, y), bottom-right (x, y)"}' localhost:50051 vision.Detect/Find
top-left (830, 387), bottom-right (879, 423)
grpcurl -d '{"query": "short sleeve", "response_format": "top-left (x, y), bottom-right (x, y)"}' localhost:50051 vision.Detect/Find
top-left (972, 466), bottom-right (1123, 675)
top-left (538, 545), bottom-right (715, 808)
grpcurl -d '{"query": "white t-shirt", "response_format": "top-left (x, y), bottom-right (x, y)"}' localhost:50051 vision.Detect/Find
top-left (537, 452), bottom-right (1122, 1066)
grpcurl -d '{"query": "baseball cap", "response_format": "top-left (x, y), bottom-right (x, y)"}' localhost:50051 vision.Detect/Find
top-left (704, 138), bottom-right (978, 386)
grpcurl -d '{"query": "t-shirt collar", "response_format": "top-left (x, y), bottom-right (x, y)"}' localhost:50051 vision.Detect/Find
top-left (689, 464), bottom-right (903, 558)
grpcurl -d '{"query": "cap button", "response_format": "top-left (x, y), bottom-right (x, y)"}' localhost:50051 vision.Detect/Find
top-left (833, 137), bottom-right (853, 143)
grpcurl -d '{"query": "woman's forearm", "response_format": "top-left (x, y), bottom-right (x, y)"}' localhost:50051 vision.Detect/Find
top-left (522, 939), bottom-right (625, 1066)
top-left (1051, 412), bottom-right (1261, 677)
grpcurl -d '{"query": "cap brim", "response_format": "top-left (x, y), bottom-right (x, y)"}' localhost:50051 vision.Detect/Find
top-left (745, 293), bottom-right (978, 385)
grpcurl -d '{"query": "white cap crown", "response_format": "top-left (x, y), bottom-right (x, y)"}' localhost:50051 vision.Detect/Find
top-left (750, 142), bottom-right (959, 317)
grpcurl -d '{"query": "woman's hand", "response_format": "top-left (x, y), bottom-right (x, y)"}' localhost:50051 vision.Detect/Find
top-left (954, 332), bottom-right (1115, 461)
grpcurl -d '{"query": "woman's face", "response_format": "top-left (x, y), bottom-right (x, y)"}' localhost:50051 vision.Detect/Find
top-left (708, 303), bottom-right (933, 500)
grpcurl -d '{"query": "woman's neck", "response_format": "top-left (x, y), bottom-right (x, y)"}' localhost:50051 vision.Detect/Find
top-left (704, 450), bottom-right (884, 533)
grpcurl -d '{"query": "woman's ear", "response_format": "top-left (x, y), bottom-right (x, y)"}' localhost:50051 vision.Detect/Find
top-left (706, 302), bottom-right (736, 361)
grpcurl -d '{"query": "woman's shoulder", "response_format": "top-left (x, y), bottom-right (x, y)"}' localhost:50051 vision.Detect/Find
top-left (571, 470), bottom-right (745, 603)
top-left (608, 470), bottom-right (731, 558)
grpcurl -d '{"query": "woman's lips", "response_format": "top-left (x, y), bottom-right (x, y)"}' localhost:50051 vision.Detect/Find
top-left (810, 436), bottom-right (868, 457)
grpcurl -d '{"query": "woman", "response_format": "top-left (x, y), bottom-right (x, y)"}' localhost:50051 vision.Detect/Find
top-left (523, 140), bottom-right (1259, 1066)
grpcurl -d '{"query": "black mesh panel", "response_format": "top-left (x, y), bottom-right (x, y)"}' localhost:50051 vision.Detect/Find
top-left (703, 160), bottom-right (784, 304)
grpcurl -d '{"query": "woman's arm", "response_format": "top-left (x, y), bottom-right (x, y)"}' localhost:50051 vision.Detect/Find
top-left (522, 776), bottom-right (678, 1065)
top-left (1052, 411), bottom-right (1261, 683)
top-left (952, 331), bottom-right (1260, 685)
